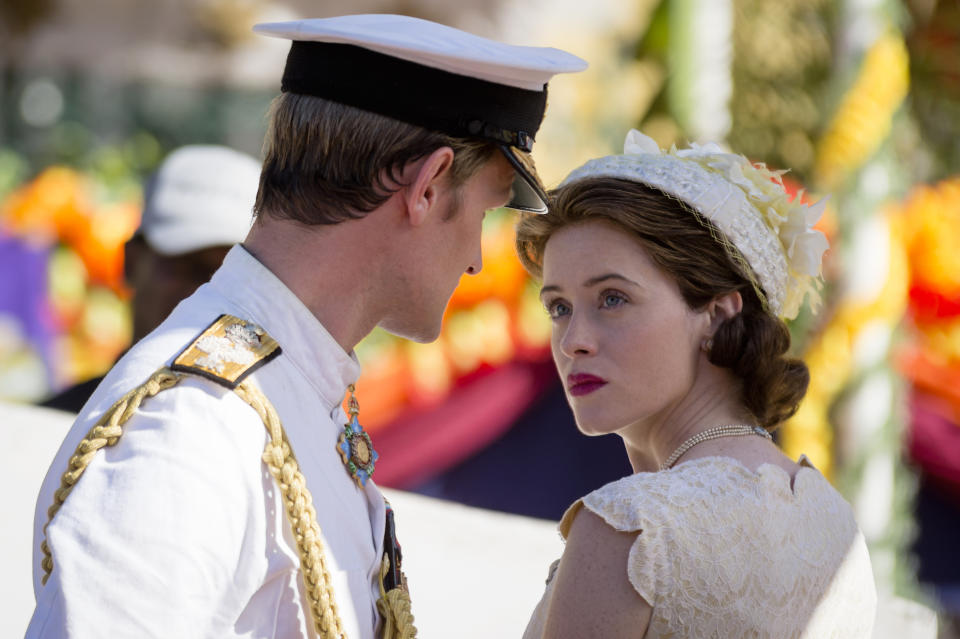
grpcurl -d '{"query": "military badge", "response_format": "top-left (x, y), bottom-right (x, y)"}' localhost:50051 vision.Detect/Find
top-left (172, 314), bottom-right (281, 388)
top-left (338, 384), bottom-right (379, 487)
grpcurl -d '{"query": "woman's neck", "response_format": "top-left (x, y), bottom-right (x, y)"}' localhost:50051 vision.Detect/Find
top-left (620, 366), bottom-right (754, 473)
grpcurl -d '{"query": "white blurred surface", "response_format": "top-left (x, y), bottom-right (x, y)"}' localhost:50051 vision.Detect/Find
top-left (382, 489), bottom-right (561, 638)
top-left (0, 400), bottom-right (561, 639)
top-left (2, 399), bottom-right (936, 638)
top-left (873, 595), bottom-right (938, 639)
top-left (1, 401), bottom-right (72, 638)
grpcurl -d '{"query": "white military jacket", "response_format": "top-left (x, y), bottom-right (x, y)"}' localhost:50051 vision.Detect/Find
top-left (27, 246), bottom-right (386, 639)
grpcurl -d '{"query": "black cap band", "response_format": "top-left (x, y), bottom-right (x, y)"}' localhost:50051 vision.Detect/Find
top-left (281, 41), bottom-right (547, 151)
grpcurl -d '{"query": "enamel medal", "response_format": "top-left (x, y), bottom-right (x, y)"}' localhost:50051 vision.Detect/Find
top-left (337, 384), bottom-right (378, 487)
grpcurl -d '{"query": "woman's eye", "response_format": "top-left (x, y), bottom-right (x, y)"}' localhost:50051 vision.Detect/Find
top-left (546, 300), bottom-right (571, 319)
top-left (601, 291), bottom-right (627, 308)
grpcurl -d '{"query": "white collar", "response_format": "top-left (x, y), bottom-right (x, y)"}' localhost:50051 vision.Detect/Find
top-left (209, 245), bottom-right (361, 409)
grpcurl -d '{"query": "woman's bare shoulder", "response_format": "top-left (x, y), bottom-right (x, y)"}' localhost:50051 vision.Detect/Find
top-left (541, 507), bottom-right (652, 639)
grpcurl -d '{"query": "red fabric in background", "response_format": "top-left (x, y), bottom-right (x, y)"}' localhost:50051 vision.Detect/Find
top-left (371, 357), bottom-right (557, 488)
top-left (909, 389), bottom-right (960, 505)
top-left (909, 285), bottom-right (960, 322)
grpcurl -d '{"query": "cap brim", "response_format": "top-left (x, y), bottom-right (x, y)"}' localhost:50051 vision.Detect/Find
top-left (500, 145), bottom-right (548, 213)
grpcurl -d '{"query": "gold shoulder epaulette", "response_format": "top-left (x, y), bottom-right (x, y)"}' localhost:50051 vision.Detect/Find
top-left (171, 314), bottom-right (281, 389)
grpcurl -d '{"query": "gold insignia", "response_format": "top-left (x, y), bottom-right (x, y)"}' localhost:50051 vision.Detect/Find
top-left (172, 314), bottom-right (281, 388)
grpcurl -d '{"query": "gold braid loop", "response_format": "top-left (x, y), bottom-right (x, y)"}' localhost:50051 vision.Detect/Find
top-left (40, 367), bottom-right (184, 585)
top-left (235, 380), bottom-right (347, 639)
top-left (38, 361), bottom-right (413, 639)
top-left (377, 555), bottom-right (418, 639)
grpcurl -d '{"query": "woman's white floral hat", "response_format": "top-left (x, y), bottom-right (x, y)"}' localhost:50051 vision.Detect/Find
top-left (559, 130), bottom-right (829, 319)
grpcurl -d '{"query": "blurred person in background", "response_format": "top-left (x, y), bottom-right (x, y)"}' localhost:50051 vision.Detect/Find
top-left (39, 144), bottom-right (260, 413)
top-left (26, 14), bottom-right (585, 639)
top-left (517, 130), bottom-right (877, 638)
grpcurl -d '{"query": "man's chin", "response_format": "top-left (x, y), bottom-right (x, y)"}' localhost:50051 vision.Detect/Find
top-left (378, 318), bottom-right (443, 344)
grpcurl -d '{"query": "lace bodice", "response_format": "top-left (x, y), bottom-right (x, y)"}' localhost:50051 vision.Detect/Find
top-left (524, 456), bottom-right (877, 639)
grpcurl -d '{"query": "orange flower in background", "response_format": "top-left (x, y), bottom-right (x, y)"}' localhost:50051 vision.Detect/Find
top-left (70, 201), bottom-right (140, 294)
top-left (781, 174), bottom-right (837, 242)
top-left (901, 178), bottom-right (960, 302)
top-left (350, 340), bottom-right (411, 431)
top-left (0, 167), bottom-right (140, 294)
top-left (893, 175), bottom-right (960, 419)
top-left (1, 167), bottom-right (89, 244)
top-left (445, 214), bottom-right (527, 312)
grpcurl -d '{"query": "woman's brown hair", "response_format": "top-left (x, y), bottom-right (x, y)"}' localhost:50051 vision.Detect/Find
top-left (516, 176), bottom-right (809, 430)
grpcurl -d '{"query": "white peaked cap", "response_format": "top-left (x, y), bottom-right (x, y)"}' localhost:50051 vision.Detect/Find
top-left (253, 14), bottom-right (587, 213)
top-left (140, 145), bottom-right (262, 256)
top-left (253, 14), bottom-right (587, 91)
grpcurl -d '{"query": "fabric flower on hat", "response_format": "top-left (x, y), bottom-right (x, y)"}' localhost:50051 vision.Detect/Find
top-left (621, 130), bottom-right (828, 319)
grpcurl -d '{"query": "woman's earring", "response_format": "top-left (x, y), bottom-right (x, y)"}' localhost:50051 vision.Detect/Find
top-left (702, 337), bottom-right (714, 353)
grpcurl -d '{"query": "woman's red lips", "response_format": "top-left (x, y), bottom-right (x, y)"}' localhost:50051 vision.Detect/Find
top-left (567, 373), bottom-right (607, 396)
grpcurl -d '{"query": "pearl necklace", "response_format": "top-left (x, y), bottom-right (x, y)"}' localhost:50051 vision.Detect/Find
top-left (660, 424), bottom-right (772, 471)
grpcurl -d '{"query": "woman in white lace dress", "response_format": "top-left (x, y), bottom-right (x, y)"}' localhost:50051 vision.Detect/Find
top-left (516, 131), bottom-right (877, 638)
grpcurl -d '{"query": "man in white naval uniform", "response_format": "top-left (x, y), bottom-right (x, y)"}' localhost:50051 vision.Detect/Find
top-left (26, 14), bottom-right (586, 639)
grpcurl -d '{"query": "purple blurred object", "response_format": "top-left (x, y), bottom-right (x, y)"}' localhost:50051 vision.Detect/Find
top-left (0, 231), bottom-right (54, 379)
top-left (909, 388), bottom-right (960, 502)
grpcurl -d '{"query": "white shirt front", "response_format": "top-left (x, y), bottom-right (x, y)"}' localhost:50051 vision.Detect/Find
top-left (27, 246), bottom-right (386, 639)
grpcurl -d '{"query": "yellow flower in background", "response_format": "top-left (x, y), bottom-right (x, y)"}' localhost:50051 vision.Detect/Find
top-left (814, 33), bottom-right (909, 189)
top-left (781, 211), bottom-right (910, 478)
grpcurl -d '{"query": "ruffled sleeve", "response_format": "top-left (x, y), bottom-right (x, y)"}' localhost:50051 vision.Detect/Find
top-left (567, 473), bottom-right (670, 606)
top-left (552, 458), bottom-right (876, 639)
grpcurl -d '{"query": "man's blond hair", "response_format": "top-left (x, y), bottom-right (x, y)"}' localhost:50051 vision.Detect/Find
top-left (255, 93), bottom-right (498, 224)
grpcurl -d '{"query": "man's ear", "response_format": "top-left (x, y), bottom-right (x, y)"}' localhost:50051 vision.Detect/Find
top-left (402, 146), bottom-right (455, 226)
top-left (706, 290), bottom-right (743, 336)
